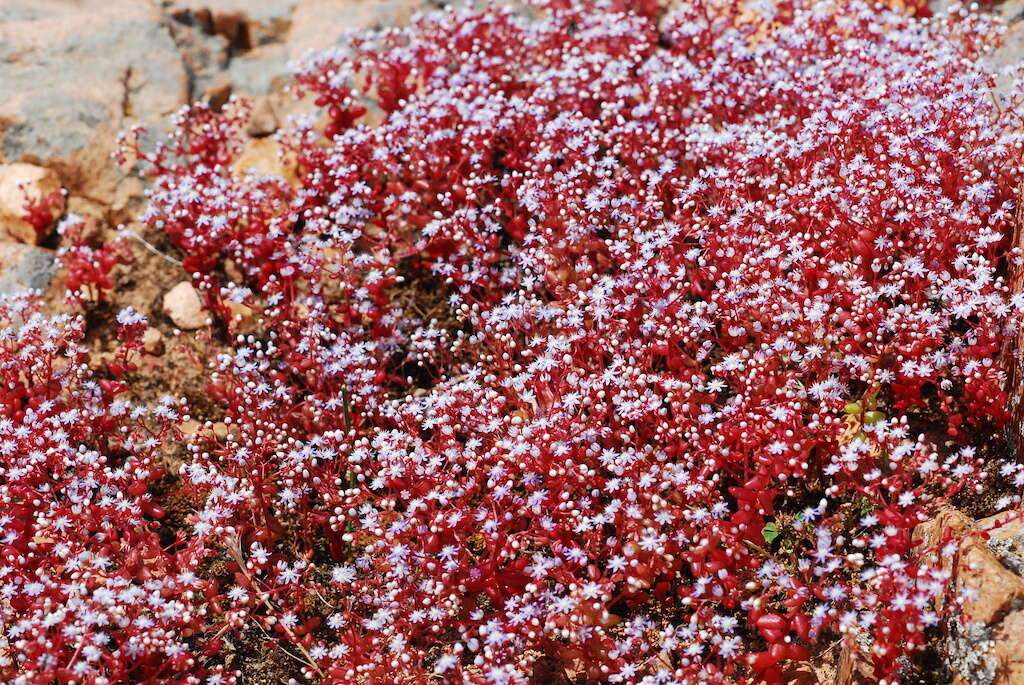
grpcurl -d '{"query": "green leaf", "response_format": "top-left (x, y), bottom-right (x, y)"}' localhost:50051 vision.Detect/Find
top-left (762, 522), bottom-right (781, 543)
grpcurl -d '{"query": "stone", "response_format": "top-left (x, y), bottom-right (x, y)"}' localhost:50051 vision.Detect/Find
top-left (246, 96), bottom-right (278, 137)
top-left (0, 163), bottom-right (63, 244)
top-left (0, 242), bottom-right (56, 294)
top-left (915, 506), bottom-right (973, 553)
top-left (165, 10), bottom-right (231, 98)
top-left (168, 0), bottom-right (296, 26)
top-left (178, 419), bottom-right (201, 437)
top-left (163, 281), bottom-right (207, 330)
top-left (64, 195), bottom-right (107, 229)
top-left (167, 2), bottom-right (289, 98)
top-left (947, 617), bottom-right (998, 685)
top-left (914, 506), bottom-right (974, 613)
top-left (224, 298), bottom-right (257, 333)
top-left (142, 327), bottom-right (165, 356)
top-left (979, 510), bottom-right (1024, 541)
top-left (919, 508), bottom-right (1024, 627)
top-left (0, 0), bottom-right (438, 221)
top-left (0, 0), bottom-right (188, 206)
top-left (985, 0), bottom-right (1024, 96)
top-left (931, 509), bottom-right (1024, 684)
top-left (956, 538), bottom-right (1024, 626)
top-left (992, 610), bottom-right (1024, 685)
top-left (223, 258), bottom-right (244, 283)
top-left (981, 510), bottom-right (1024, 577)
top-left (231, 137), bottom-right (297, 185)
top-left (224, 44), bottom-right (289, 95)
top-left (209, 11), bottom-right (252, 53)
top-left (204, 80), bottom-right (234, 112)
top-left (286, 0), bottom-right (424, 60)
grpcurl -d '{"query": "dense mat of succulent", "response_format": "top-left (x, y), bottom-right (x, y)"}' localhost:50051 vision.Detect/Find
top-left (5, 0), bottom-right (1024, 683)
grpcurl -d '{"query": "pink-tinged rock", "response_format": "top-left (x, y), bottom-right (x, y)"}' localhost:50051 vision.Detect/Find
top-left (142, 327), bottom-right (165, 356)
top-left (246, 96), bottom-right (278, 137)
top-left (0, 163), bottom-right (63, 244)
top-left (287, 0), bottom-right (422, 60)
top-left (162, 282), bottom-right (207, 330)
top-left (992, 610), bottom-right (1024, 685)
top-left (956, 538), bottom-right (1024, 626)
top-left (927, 508), bottom-right (1024, 684)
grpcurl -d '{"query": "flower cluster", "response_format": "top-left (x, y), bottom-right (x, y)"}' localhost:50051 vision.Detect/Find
top-left (56, 215), bottom-right (133, 303)
top-left (8, 0), bottom-right (1024, 683)
top-left (0, 295), bottom-right (231, 683)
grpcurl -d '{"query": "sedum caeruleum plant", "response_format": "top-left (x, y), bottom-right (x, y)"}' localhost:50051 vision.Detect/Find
top-left (6, 0), bottom-right (1024, 683)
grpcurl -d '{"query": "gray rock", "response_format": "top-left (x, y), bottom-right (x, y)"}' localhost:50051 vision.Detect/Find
top-left (989, 529), bottom-right (1024, 577)
top-left (0, 4), bottom-right (49, 22)
top-left (225, 44), bottom-right (290, 95)
top-left (2, 94), bottom-right (108, 163)
top-left (983, 1), bottom-right (1024, 96)
top-left (164, 13), bottom-right (232, 99)
top-left (0, 1), bottom-right (188, 203)
top-left (0, 243), bottom-right (56, 295)
top-left (946, 617), bottom-right (997, 685)
top-left (0, 0), bottom-right (440, 218)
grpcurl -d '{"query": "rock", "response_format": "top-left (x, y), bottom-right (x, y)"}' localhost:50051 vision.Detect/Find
top-left (164, 10), bottom-right (231, 98)
top-left (163, 281), bottom-right (207, 330)
top-left (64, 195), bottom-right (107, 229)
top-left (178, 419), bottom-right (201, 437)
top-left (0, 0), bottom-right (434, 221)
top-left (915, 506), bottom-right (973, 554)
top-left (142, 326), bottom-right (165, 356)
top-left (914, 506), bottom-right (974, 613)
top-left (204, 80), bottom-right (234, 112)
top-left (928, 509), bottom-right (1024, 684)
top-left (225, 298), bottom-right (257, 333)
top-left (0, 0), bottom-right (188, 206)
top-left (167, 0), bottom-right (296, 26)
top-left (231, 137), bottom-right (297, 185)
top-left (167, 2), bottom-right (289, 98)
top-left (286, 0), bottom-right (424, 60)
top-left (951, 510), bottom-right (1024, 627)
top-left (208, 10), bottom-right (252, 54)
top-left (985, 0), bottom-right (1024, 96)
top-left (223, 258), bottom-right (244, 283)
top-left (821, 634), bottom-right (875, 685)
top-left (0, 243), bottom-right (56, 294)
top-left (979, 510), bottom-right (1024, 539)
top-left (0, 163), bottom-right (63, 244)
top-left (88, 350), bottom-right (115, 371)
top-left (224, 44), bottom-right (289, 95)
top-left (981, 510), bottom-right (1024, 576)
top-left (947, 617), bottom-right (998, 685)
top-left (956, 537), bottom-right (1024, 626)
top-left (246, 96), bottom-right (278, 137)
top-left (992, 610), bottom-right (1024, 685)
top-left (948, 608), bottom-right (1024, 685)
